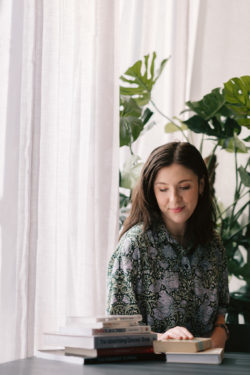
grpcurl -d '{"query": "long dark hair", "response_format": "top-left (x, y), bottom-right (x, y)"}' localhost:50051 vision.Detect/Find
top-left (120, 142), bottom-right (217, 245)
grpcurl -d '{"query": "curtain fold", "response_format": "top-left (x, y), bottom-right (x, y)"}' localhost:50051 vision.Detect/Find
top-left (0, 0), bottom-right (119, 363)
top-left (1, 0), bottom-right (249, 365)
top-left (33, 0), bottom-right (119, 352)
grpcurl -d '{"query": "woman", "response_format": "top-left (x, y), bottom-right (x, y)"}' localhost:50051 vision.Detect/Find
top-left (107, 142), bottom-right (229, 348)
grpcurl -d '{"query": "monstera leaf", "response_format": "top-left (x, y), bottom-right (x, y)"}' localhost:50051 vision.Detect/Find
top-left (120, 97), bottom-right (153, 147)
top-left (120, 52), bottom-right (169, 149)
top-left (183, 83), bottom-right (250, 143)
top-left (218, 134), bottom-right (248, 153)
top-left (185, 88), bottom-right (226, 120)
top-left (183, 115), bottom-right (241, 139)
top-left (224, 75), bottom-right (250, 127)
top-left (120, 52), bottom-right (169, 106)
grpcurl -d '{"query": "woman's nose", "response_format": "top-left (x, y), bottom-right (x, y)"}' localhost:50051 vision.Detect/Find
top-left (170, 188), bottom-right (180, 202)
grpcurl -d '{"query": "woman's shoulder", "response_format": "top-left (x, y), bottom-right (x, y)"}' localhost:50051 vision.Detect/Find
top-left (119, 223), bottom-right (146, 247)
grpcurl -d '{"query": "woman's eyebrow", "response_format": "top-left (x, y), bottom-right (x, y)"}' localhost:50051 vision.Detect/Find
top-left (155, 179), bottom-right (192, 185)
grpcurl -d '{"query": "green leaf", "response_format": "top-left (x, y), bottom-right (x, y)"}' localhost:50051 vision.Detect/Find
top-left (184, 114), bottom-right (241, 139)
top-left (120, 97), bottom-right (153, 147)
top-left (224, 75), bottom-right (250, 121)
top-left (183, 116), bottom-right (212, 135)
top-left (120, 52), bottom-right (169, 106)
top-left (237, 117), bottom-right (250, 128)
top-left (243, 135), bottom-right (250, 142)
top-left (119, 192), bottom-right (131, 209)
top-left (141, 107), bottom-right (154, 125)
top-left (120, 155), bottom-right (144, 190)
top-left (185, 88), bottom-right (225, 120)
top-left (218, 135), bottom-right (248, 153)
top-left (238, 165), bottom-right (250, 187)
top-left (240, 263), bottom-right (250, 283)
top-left (165, 122), bottom-right (188, 133)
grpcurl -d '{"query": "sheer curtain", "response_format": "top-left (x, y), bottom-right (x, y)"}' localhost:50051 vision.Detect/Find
top-left (0, 0), bottom-right (119, 363)
top-left (119, 0), bottom-right (201, 163)
top-left (119, 0), bottom-right (250, 202)
top-left (0, 0), bottom-right (249, 365)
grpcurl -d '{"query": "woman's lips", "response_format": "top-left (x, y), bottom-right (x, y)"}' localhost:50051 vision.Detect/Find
top-left (170, 207), bottom-right (184, 213)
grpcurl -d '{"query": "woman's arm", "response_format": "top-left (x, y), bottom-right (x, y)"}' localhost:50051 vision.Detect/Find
top-left (106, 239), bottom-right (141, 316)
top-left (210, 314), bottom-right (229, 348)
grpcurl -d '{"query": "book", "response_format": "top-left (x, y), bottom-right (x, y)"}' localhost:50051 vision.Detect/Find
top-left (59, 324), bottom-right (151, 336)
top-left (43, 331), bottom-right (157, 349)
top-left (36, 349), bottom-right (166, 364)
top-left (66, 314), bottom-right (142, 325)
top-left (64, 344), bottom-right (157, 357)
top-left (153, 337), bottom-right (212, 353)
top-left (166, 348), bottom-right (224, 364)
top-left (63, 320), bottom-right (139, 329)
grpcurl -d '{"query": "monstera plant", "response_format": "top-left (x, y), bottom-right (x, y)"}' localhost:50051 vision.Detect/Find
top-left (119, 52), bottom-right (169, 225)
top-left (119, 52), bottom-right (250, 323)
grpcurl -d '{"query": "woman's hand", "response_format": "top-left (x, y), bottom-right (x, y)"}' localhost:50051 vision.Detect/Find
top-left (157, 326), bottom-right (194, 340)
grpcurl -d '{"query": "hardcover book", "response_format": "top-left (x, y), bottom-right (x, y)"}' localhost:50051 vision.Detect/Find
top-left (166, 348), bottom-right (224, 364)
top-left (43, 331), bottom-right (157, 350)
top-left (64, 344), bottom-right (157, 358)
top-left (66, 314), bottom-right (142, 325)
top-left (36, 349), bottom-right (165, 364)
top-left (59, 324), bottom-right (151, 336)
top-left (153, 337), bottom-right (212, 353)
top-left (64, 315), bottom-right (143, 329)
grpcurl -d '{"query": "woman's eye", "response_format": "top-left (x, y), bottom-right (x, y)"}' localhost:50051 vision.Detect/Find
top-left (180, 186), bottom-right (190, 190)
top-left (159, 188), bottom-right (168, 192)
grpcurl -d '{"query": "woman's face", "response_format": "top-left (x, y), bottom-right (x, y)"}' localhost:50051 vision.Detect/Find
top-left (153, 163), bottom-right (204, 236)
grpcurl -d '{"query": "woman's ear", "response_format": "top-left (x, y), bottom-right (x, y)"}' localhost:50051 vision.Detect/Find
top-left (199, 177), bottom-right (205, 195)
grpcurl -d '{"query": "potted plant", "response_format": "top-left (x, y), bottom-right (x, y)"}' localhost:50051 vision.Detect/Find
top-left (119, 53), bottom-right (250, 326)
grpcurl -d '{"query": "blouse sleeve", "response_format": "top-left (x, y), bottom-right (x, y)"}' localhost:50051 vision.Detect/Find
top-left (215, 234), bottom-right (230, 315)
top-left (106, 235), bottom-right (141, 316)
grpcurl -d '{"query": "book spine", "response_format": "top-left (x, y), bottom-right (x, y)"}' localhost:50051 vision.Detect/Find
top-left (197, 341), bottom-right (211, 351)
top-left (95, 314), bottom-right (142, 322)
top-left (68, 314), bottom-right (142, 325)
top-left (97, 326), bottom-right (150, 334)
top-left (97, 345), bottom-right (155, 356)
top-left (59, 325), bottom-right (150, 336)
top-left (94, 334), bottom-right (157, 349)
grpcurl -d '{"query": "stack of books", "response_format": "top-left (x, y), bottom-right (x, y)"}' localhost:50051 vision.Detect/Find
top-left (37, 314), bottom-right (165, 364)
top-left (153, 337), bottom-right (224, 364)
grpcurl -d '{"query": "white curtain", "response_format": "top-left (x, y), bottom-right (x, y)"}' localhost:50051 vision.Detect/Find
top-left (119, 0), bottom-right (201, 164)
top-left (189, 0), bottom-right (250, 209)
top-left (0, 0), bottom-right (119, 363)
top-left (0, 0), bottom-right (249, 365)
top-left (119, 0), bottom-right (250, 203)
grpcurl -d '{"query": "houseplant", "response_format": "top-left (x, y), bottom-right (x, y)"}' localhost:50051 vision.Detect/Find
top-left (119, 52), bottom-right (250, 323)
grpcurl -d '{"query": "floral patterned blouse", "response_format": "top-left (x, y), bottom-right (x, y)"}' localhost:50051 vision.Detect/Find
top-left (107, 222), bottom-right (229, 336)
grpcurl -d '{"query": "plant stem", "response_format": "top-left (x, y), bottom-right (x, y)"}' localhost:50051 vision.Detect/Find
top-left (230, 143), bottom-right (241, 227)
top-left (226, 221), bottom-right (250, 242)
top-left (219, 190), bottom-right (250, 217)
top-left (207, 142), bottom-right (219, 171)
top-left (150, 99), bottom-right (190, 142)
top-left (199, 134), bottom-right (204, 154)
top-left (129, 143), bottom-right (134, 155)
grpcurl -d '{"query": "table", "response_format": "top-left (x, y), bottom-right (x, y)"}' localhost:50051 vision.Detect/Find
top-left (0, 352), bottom-right (249, 375)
